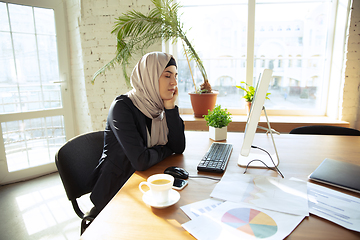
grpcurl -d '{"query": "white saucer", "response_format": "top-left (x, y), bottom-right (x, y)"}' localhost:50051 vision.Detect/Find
top-left (142, 189), bottom-right (180, 209)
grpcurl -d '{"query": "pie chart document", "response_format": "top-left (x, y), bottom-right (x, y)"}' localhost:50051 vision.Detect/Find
top-left (182, 201), bottom-right (305, 240)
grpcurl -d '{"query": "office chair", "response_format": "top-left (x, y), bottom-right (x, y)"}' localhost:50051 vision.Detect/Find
top-left (289, 125), bottom-right (360, 136)
top-left (55, 131), bottom-right (104, 234)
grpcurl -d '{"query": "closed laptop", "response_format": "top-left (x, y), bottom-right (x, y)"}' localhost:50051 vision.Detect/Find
top-left (309, 158), bottom-right (360, 194)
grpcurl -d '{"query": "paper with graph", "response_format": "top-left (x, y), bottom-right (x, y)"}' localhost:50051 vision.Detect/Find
top-left (180, 198), bottom-right (225, 219)
top-left (210, 173), bottom-right (309, 216)
top-left (182, 201), bottom-right (305, 240)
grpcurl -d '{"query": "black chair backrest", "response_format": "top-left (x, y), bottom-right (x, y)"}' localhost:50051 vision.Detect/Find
top-left (289, 125), bottom-right (360, 136)
top-left (55, 131), bottom-right (104, 201)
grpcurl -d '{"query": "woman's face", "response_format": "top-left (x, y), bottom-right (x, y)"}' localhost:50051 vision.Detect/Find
top-left (159, 65), bottom-right (178, 100)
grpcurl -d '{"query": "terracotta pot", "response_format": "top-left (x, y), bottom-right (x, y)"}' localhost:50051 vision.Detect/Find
top-left (246, 101), bottom-right (252, 114)
top-left (189, 92), bottom-right (218, 118)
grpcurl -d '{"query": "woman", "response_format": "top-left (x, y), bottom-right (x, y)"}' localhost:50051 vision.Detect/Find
top-left (90, 52), bottom-right (186, 213)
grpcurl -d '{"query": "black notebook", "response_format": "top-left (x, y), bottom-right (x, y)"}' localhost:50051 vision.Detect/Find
top-left (309, 158), bottom-right (360, 193)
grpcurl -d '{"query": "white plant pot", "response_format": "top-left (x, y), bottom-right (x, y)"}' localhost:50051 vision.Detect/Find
top-left (209, 126), bottom-right (227, 141)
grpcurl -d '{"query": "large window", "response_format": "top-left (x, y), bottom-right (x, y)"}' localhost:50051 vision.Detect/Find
top-left (176, 0), bottom-right (338, 115)
top-left (0, 2), bottom-right (66, 172)
top-left (0, 0), bottom-right (74, 184)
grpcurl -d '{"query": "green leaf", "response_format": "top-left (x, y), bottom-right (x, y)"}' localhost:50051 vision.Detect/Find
top-left (235, 81), bottom-right (270, 102)
top-left (92, 0), bottom-right (208, 86)
top-left (203, 105), bottom-right (232, 128)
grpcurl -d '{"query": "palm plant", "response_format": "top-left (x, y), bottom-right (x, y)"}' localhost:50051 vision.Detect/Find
top-left (92, 0), bottom-right (212, 93)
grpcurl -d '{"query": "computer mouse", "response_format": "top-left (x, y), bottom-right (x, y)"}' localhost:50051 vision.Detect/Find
top-left (164, 166), bottom-right (189, 179)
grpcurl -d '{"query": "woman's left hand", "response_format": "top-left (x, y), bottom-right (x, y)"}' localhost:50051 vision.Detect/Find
top-left (163, 86), bottom-right (178, 110)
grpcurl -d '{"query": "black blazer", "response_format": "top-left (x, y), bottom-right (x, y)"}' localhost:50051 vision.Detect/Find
top-left (90, 95), bottom-right (185, 210)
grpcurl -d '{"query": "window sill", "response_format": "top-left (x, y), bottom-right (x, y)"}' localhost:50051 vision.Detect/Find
top-left (181, 114), bottom-right (350, 133)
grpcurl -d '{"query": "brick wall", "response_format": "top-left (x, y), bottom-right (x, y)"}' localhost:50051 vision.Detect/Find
top-left (65, 0), bottom-right (360, 134)
top-left (343, 0), bottom-right (360, 129)
top-left (65, 0), bottom-right (160, 134)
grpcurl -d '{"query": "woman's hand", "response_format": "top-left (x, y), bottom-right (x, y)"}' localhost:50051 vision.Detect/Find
top-left (163, 86), bottom-right (178, 110)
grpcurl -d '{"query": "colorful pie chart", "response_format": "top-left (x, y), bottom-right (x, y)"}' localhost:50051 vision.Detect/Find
top-left (221, 208), bottom-right (278, 239)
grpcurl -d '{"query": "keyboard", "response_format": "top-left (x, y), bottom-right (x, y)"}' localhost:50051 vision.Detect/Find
top-left (197, 142), bottom-right (233, 173)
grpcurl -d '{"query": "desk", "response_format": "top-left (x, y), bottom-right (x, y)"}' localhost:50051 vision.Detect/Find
top-left (80, 132), bottom-right (360, 240)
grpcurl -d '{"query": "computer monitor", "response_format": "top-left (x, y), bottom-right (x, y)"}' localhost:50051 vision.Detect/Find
top-left (237, 69), bottom-right (279, 168)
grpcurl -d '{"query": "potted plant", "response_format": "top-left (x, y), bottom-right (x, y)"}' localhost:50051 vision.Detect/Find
top-left (204, 105), bottom-right (232, 141)
top-left (91, 0), bottom-right (217, 117)
top-left (236, 81), bottom-right (270, 113)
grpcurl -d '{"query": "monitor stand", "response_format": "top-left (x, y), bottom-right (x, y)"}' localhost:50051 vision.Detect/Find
top-left (238, 106), bottom-right (280, 168)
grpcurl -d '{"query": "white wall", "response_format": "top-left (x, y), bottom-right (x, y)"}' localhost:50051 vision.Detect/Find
top-left (343, 0), bottom-right (360, 129)
top-left (64, 0), bottom-right (360, 134)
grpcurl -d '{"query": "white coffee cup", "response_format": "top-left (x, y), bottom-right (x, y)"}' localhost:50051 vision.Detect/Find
top-left (139, 174), bottom-right (174, 204)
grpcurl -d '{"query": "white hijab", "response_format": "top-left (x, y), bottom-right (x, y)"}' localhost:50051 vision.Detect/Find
top-left (127, 52), bottom-right (173, 147)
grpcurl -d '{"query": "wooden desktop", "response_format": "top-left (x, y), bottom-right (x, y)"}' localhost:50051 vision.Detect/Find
top-left (80, 131), bottom-right (360, 240)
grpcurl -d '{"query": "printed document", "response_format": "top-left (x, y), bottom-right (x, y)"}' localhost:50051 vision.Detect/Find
top-left (180, 198), bottom-right (224, 219)
top-left (308, 182), bottom-right (360, 232)
top-left (182, 201), bottom-right (305, 240)
top-left (210, 173), bottom-right (309, 216)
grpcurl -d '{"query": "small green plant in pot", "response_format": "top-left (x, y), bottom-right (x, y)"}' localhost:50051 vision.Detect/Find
top-left (204, 105), bottom-right (232, 141)
top-left (236, 81), bottom-right (271, 112)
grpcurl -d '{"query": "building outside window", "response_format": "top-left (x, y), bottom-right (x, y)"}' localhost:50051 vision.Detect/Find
top-left (175, 0), bottom-right (338, 115)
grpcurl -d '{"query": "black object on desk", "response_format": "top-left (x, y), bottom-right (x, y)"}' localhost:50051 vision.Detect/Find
top-left (309, 158), bottom-right (360, 194)
top-left (197, 142), bottom-right (233, 173)
top-left (164, 166), bottom-right (189, 179)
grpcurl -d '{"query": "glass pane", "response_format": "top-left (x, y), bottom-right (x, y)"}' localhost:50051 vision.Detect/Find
top-left (19, 85), bottom-right (43, 111)
top-left (46, 116), bottom-right (66, 159)
top-left (0, 30), bottom-right (62, 113)
top-left (13, 32), bottom-right (40, 83)
top-left (0, 10), bottom-right (62, 113)
top-left (0, 2), bottom-right (68, 176)
top-left (8, 4), bottom-right (35, 34)
top-left (177, 0), bottom-right (332, 112)
top-left (25, 118), bottom-right (51, 167)
top-left (2, 120), bottom-right (29, 172)
top-left (2, 116), bottom-right (66, 172)
top-left (37, 35), bottom-right (60, 83)
top-left (43, 85), bottom-right (62, 109)
top-left (255, 1), bottom-right (331, 111)
top-left (0, 32), bottom-right (18, 113)
top-left (0, 2), bottom-right (10, 31)
top-left (0, 33), bottom-right (16, 84)
top-left (34, 7), bottom-right (56, 35)
top-left (13, 32), bottom-right (43, 111)
top-left (177, 1), bottom-right (248, 109)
